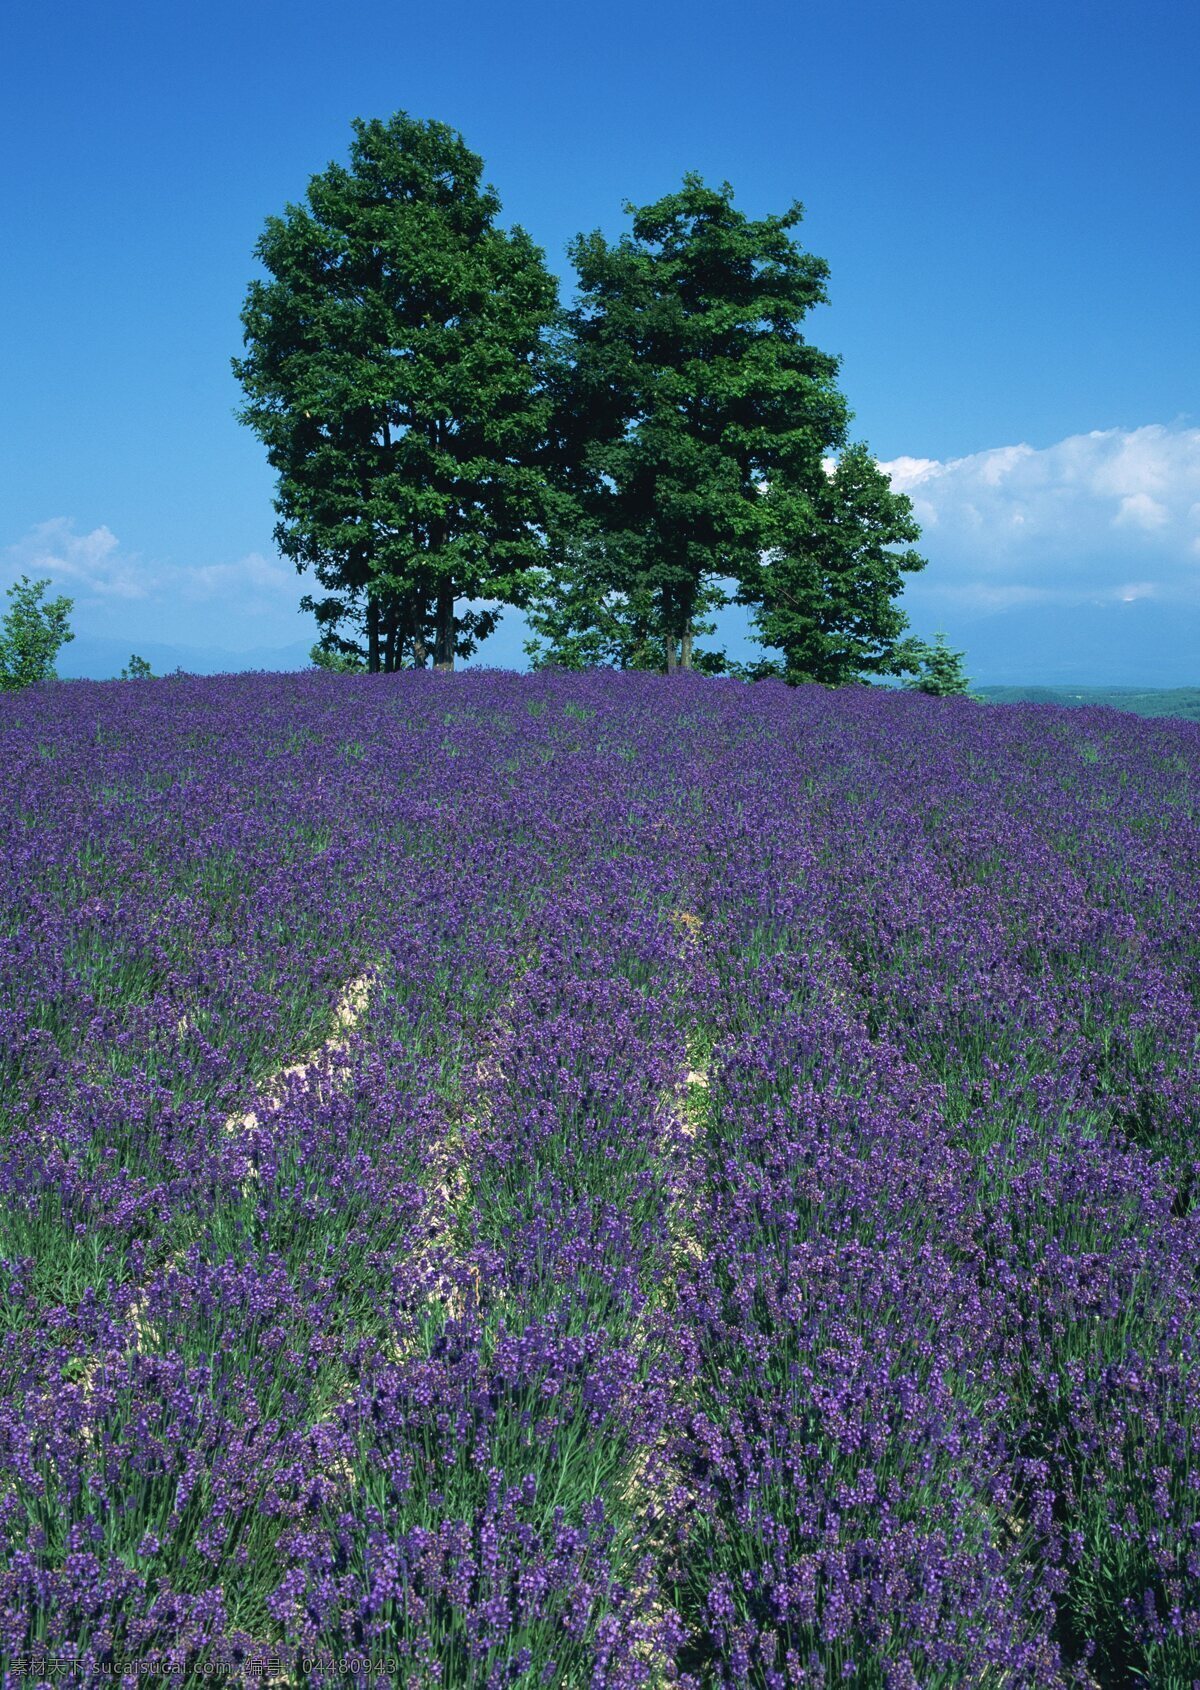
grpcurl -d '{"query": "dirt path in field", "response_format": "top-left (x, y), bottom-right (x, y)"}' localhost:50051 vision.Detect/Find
top-left (380, 948), bottom-right (541, 1361)
top-left (235, 975), bottom-right (526, 1685)
top-left (65, 970), bottom-right (390, 1690)
top-left (222, 969), bottom-right (375, 1146)
top-left (620, 908), bottom-right (711, 1681)
top-left (78, 969), bottom-right (378, 1399)
top-left (72, 924), bottom-right (707, 1677)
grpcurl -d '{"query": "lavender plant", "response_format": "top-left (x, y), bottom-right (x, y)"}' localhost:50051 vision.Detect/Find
top-left (1, 671), bottom-right (1199, 1685)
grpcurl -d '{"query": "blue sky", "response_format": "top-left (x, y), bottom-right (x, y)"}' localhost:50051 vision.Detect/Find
top-left (2, 0), bottom-right (1197, 682)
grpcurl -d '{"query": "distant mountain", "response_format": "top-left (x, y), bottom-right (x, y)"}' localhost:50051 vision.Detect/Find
top-left (952, 599), bottom-right (1200, 688)
top-left (55, 617), bottom-right (538, 681)
top-left (49, 597), bottom-right (1200, 689)
top-left (54, 612), bottom-right (541, 679)
top-left (57, 635), bottom-right (317, 680)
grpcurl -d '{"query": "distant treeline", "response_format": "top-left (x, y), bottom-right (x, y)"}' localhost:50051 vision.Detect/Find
top-left (979, 685), bottom-right (1200, 721)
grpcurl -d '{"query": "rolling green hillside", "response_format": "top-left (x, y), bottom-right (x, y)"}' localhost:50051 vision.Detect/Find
top-left (979, 685), bottom-right (1200, 721)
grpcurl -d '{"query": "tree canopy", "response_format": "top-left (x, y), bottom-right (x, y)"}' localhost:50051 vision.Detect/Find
top-left (741, 442), bottom-right (927, 685)
top-left (235, 123), bottom-right (933, 686)
top-left (233, 112), bottom-right (559, 671)
top-left (0, 576), bottom-right (74, 691)
top-left (548, 175), bottom-right (879, 672)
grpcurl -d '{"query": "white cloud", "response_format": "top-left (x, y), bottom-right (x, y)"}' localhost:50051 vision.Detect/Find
top-left (879, 423), bottom-right (1200, 615)
top-left (1113, 492), bottom-right (1169, 530)
top-left (181, 552), bottom-right (294, 600)
top-left (5, 518), bottom-right (152, 600)
top-left (976, 444), bottom-right (1037, 487)
top-left (882, 455), bottom-right (942, 491)
top-left (2, 519), bottom-right (306, 647)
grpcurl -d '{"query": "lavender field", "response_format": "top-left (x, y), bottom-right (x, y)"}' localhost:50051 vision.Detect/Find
top-left (2, 671), bottom-right (1199, 1687)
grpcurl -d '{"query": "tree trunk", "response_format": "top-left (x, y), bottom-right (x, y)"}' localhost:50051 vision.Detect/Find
top-left (412, 605), bottom-right (427, 670)
top-left (367, 596), bottom-right (381, 674)
top-left (383, 603), bottom-right (397, 673)
top-left (678, 578), bottom-right (696, 671)
top-left (434, 579), bottom-right (455, 672)
top-left (663, 586), bottom-right (677, 674)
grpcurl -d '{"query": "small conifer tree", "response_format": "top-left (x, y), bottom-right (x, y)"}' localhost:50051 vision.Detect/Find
top-left (903, 632), bottom-right (975, 697)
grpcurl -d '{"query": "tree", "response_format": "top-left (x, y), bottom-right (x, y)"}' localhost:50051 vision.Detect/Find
top-left (741, 443), bottom-right (927, 684)
top-left (523, 538), bottom-right (728, 672)
top-left (903, 632), bottom-right (976, 697)
top-left (0, 576), bottom-right (74, 691)
top-left (233, 112), bottom-right (560, 672)
top-left (551, 175), bottom-right (851, 672)
top-left (120, 653), bottom-right (154, 679)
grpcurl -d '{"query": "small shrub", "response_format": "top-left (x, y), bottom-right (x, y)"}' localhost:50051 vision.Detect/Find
top-left (0, 575), bottom-right (74, 691)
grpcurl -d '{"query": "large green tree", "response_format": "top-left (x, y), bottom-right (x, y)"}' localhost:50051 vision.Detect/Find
top-left (552, 174), bottom-right (852, 671)
top-left (741, 442), bottom-right (927, 684)
top-left (233, 113), bottom-right (559, 671)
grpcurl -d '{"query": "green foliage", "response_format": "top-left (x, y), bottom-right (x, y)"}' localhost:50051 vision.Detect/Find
top-left (524, 539), bottom-right (727, 673)
top-left (120, 653), bottom-right (154, 680)
top-left (741, 443), bottom-right (926, 684)
top-left (550, 175), bottom-right (858, 672)
top-left (0, 575), bottom-right (74, 691)
top-left (233, 111), bottom-right (560, 672)
top-left (904, 631), bottom-right (976, 697)
top-left (309, 640), bottom-right (367, 674)
top-left (234, 126), bottom-right (926, 684)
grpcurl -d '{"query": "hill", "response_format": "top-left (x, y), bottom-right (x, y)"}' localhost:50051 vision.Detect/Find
top-left (979, 683), bottom-right (1200, 720)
